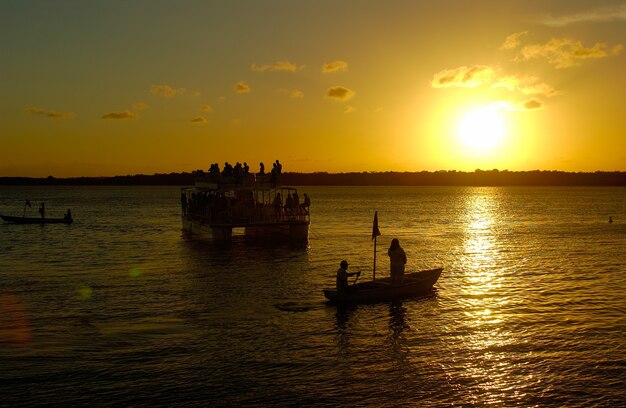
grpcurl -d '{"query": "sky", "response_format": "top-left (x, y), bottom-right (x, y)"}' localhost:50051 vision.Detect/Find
top-left (1, 0), bottom-right (625, 177)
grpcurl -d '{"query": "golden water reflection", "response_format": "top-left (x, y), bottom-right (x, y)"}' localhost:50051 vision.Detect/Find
top-left (453, 189), bottom-right (531, 404)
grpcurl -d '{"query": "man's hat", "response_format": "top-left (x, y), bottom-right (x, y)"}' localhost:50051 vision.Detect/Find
top-left (340, 260), bottom-right (349, 267)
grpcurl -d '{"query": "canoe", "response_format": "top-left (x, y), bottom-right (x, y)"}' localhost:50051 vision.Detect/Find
top-left (323, 268), bottom-right (443, 304)
top-left (0, 214), bottom-right (73, 224)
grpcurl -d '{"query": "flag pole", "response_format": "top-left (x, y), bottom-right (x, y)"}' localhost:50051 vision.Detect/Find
top-left (373, 234), bottom-right (377, 281)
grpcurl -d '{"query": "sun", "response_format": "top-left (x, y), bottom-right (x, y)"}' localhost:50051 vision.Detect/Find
top-left (457, 106), bottom-right (506, 152)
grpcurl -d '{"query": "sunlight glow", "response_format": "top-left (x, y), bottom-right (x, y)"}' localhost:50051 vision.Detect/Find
top-left (458, 105), bottom-right (507, 153)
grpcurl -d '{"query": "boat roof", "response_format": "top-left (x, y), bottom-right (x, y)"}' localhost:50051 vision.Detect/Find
top-left (181, 183), bottom-right (299, 194)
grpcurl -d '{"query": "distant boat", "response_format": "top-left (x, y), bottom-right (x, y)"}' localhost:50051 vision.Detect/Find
top-left (0, 214), bottom-right (73, 224)
top-left (323, 268), bottom-right (443, 304)
top-left (181, 170), bottom-right (310, 241)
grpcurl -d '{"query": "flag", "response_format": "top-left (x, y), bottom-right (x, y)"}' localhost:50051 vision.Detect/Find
top-left (25, 200), bottom-right (31, 208)
top-left (372, 211), bottom-right (381, 240)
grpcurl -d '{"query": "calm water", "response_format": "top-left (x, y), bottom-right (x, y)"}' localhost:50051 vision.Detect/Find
top-left (1, 186), bottom-right (625, 407)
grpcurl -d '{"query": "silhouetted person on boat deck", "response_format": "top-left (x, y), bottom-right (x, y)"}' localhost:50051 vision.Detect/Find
top-left (292, 191), bottom-right (300, 214)
top-left (259, 162), bottom-right (265, 175)
top-left (300, 193), bottom-right (310, 214)
top-left (64, 209), bottom-right (72, 221)
top-left (285, 193), bottom-right (293, 215)
top-left (38, 203), bottom-right (46, 219)
top-left (275, 159), bottom-right (282, 175)
top-left (234, 162), bottom-right (243, 185)
top-left (336, 260), bottom-right (360, 292)
top-left (270, 165), bottom-right (278, 187)
top-left (272, 192), bottom-right (282, 220)
top-left (388, 238), bottom-right (407, 283)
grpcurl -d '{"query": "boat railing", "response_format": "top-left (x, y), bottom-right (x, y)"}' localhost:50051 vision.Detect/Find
top-left (193, 173), bottom-right (280, 190)
top-left (185, 202), bottom-right (309, 226)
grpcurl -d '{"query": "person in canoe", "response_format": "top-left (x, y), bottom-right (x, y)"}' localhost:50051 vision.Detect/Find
top-left (38, 202), bottom-right (46, 219)
top-left (336, 260), bottom-right (360, 292)
top-left (388, 238), bottom-right (407, 283)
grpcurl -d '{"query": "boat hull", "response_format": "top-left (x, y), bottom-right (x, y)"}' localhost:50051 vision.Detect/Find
top-left (323, 268), bottom-right (443, 304)
top-left (0, 215), bottom-right (73, 224)
top-left (181, 215), bottom-right (309, 241)
top-left (181, 215), bottom-right (233, 240)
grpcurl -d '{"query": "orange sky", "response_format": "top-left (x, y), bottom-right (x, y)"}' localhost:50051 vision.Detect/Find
top-left (1, 1), bottom-right (625, 177)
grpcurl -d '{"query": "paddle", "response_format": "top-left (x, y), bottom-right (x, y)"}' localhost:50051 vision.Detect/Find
top-left (352, 270), bottom-right (361, 286)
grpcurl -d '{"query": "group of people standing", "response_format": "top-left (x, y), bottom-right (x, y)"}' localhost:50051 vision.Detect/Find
top-left (336, 238), bottom-right (407, 292)
top-left (197, 160), bottom-right (284, 187)
top-left (271, 191), bottom-right (311, 219)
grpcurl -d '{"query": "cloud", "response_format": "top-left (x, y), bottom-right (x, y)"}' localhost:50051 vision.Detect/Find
top-left (278, 88), bottom-right (304, 98)
top-left (133, 102), bottom-right (148, 110)
top-left (24, 107), bottom-right (75, 119)
top-left (494, 99), bottom-right (543, 111)
top-left (322, 60), bottom-right (349, 73)
top-left (343, 105), bottom-right (356, 114)
top-left (101, 111), bottom-right (137, 120)
top-left (492, 75), bottom-right (558, 97)
top-left (251, 60), bottom-right (304, 72)
top-left (532, 4), bottom-right (626, 27)
top-left (432, 63), bottom-right (558, 98)
top-left (326, 86), bottom-right (355, 101)
top-left (431, 65), bottom-right (496, 88)
top-left (191, 116), bottom-right (207, 124)
top-left (500, 31), bottom-right (529, 50)
top-left (151, 84), bottom-right (186, 98)
top-left (199, 104), bottom-right (214, 112)
top-left (233, 81), bottom-right (252, 94)
top-left (519, 37), bottom-right (623, 68)
top-left (522, 99), bottom-right (542, 110)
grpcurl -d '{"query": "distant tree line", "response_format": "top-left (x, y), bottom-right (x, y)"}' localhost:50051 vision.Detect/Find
top-left (281, 170), bottom-right (626, 186)
top-left (1, 170), bottom-right (625, 186)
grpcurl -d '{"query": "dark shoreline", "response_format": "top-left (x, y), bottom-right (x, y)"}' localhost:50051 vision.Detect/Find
top-left (1, 170), bottom-right (626, 186)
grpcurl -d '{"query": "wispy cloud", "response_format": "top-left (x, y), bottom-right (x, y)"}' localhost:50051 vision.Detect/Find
top-left (522, 99), bottom-right (542, 110)
top-left (251, 60), bottom-right (304, 72)
top-left (278, 88), bottom-right (304, 98)
top-left (133, 102), bottom-right (148, 110)
top-left (101, 111), bottom-right (137, 120)
top-left (233, 81), bottom-right (252, 94)
top-left (326, 86), bottom-right (355, 101)
top-left (500, 31), bottom-right (529, 50)
top-left (492, 75), bottom-right (558, 97)
top-left (199, 104), bottom-right (214, 112)
top-left (343, 105), bottom-right (356, 114)
top-left (151, 84), bottom-right (186, 98)
top-left (519, 37), bottom-right (623, 68)
top-left (190, 116), bottom-right (207, 124)
top-left (532, 4), bottom-right (626, 27)
top-left (431, 65), bottom-right (496, 88)
top-left (432, 62), bottom-right (557, 98)
top-left (24, 107), bottom-right (75, 119)
top-left (322, 60), bottom-right (349, 73)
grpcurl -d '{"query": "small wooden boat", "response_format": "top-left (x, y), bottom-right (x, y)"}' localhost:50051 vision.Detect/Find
top-left (323, 268), bottom-right (443, 304)
top-left (0, 214), bottom-right (73, 224)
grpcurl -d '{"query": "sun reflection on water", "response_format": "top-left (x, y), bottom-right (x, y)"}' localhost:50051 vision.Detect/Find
top-left (452, 189), bottom-right (534, 404)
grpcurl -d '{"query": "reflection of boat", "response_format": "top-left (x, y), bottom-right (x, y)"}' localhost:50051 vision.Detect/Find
top-left (323, 268), bottom-right (443, 304)
top-left (181, 172), bottom-right (310, 241)
top-left (0, 214), bottom-right (73, 224)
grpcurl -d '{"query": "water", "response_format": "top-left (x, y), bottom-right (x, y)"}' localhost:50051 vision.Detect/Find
top-left (1, 186), bottom-right (625, 406)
